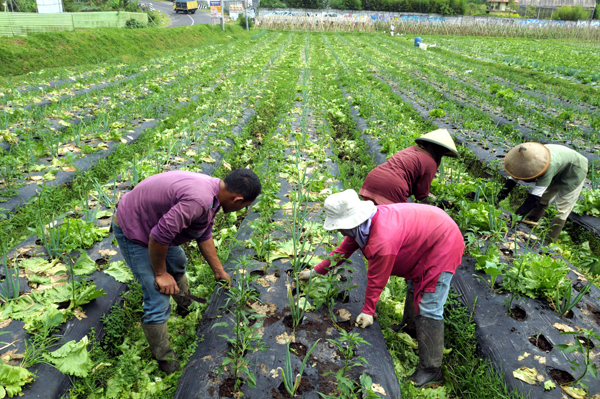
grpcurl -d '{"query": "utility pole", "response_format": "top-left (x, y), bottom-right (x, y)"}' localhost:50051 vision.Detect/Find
top-left (244, 0), bottom-right (249, 30)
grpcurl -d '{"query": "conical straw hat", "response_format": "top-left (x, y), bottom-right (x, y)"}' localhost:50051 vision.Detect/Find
top-left (504, 142), bottom-right (550, 180)
top-left (415, 129), bottom-right (459, 158)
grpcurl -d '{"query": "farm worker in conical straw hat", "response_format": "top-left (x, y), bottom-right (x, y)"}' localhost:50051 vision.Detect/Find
top-left (299, 189), bottom-right (465, 388)
top-left (112, 169), bottom-right (261, 374)
top-left (496, 143), bottom-right (588, 242)
top-left (359, 129), bottom-right (458, 206)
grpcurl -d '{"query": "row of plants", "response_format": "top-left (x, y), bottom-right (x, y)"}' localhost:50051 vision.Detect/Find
top-left (321, 31), bottom-right (600, 398)
top-left (1, 30), bottom-right (299, 397)
top-left (0, 33), bottom-right (284, 214)
top-left (176, 33), bottom-right (397, 398)
top-left (330, 33), bottom-right (600, 224)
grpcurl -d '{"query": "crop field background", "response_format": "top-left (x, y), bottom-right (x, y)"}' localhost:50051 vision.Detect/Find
top-left (1, 25), bottom-right (600, 399)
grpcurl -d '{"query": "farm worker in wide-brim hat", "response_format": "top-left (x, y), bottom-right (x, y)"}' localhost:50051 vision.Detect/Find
top-left (299, 189), bottom-right (465, 388)
top-left (113, 169), bottom-right (261, 374)
top-left (359, 129), bottom-right (459, 206)
top-left (496, 143), bottom-right (588, 242)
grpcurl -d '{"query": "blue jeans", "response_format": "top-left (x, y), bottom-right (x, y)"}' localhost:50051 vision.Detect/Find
top-left (113, 222), bottom-right (187, 324)
top-left (406, 272), bottom-right (453, 320)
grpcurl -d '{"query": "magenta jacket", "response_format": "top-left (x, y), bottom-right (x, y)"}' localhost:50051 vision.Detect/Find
top-left (314, 203), bottom-right (465, 315)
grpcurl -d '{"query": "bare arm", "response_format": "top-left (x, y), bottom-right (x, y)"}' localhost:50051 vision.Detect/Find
top-left (149, 234), bottom-right (179, 295)
top-left (197, 237), bottom-right (231, 282)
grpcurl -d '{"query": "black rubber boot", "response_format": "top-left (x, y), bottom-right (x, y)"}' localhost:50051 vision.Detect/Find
top-left (526, 202), bottom-right (548, 222)
top-left (547, 217), bottom-right (566, 243)
top-left (142, 322), bottom-right (181, 374)
top-left (409, 316), bottom-right (445, 388)
top-left (174, 275), bottom-right (192, 317)
top-left (391, 291), bottom-right (417, 338)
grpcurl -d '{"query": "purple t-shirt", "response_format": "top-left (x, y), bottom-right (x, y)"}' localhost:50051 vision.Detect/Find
top-left (117, 171), bottom-right (221, 247)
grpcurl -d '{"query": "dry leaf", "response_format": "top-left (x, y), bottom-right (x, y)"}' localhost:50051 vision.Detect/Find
top-left (30, 175), bottom-right (43, 181)
top-left (553, 323), bottom-right (575, 333)
top-left (534, 355), bottom-right (546, 365)
top-left (1, 350), bottom-right (23, 362)
top-left (371, 384), bottom-right (386, 396)
top-left (62, 166), bottom-right (76, 172)
top-left (74, 308), bottom-right (87, 320)
top-left (98, 249), bottom-right (117, 258)
top-left (518, 352), bottom-right (531, 361)
top-left (249, 301), bottom-right (276, 316)
top-left (335, 308), bottom-right (352, 322)
top-left (202, 355), bottom-right (213, 362)
top-left (222, 161), bottom-right (232, 171)
top-left (255, 277), bottom-right (270, 288)
top-left (264, 274), bottom-right (279, 284)
top-left (276, 332), bottom-right (295, 345)
top-left (0, 319), bottom-right (12, 328)
top-left (270, 369), bottom-right (279, 379)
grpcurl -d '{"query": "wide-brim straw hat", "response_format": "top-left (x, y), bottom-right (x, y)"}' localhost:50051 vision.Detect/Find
top-left (504, 142), bottom-right (551, 180)
top-left (323, 189), bottom-right (376, 231)
top-left (415, 129), bottom-right (459, 158)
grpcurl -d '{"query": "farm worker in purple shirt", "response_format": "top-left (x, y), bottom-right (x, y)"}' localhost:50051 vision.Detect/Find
top-left (496, 143), bottom-right (588, 242)
top-left (112, 169), bottom-right (261, 374)
top-left (300, 189), bottom-right (464, 388)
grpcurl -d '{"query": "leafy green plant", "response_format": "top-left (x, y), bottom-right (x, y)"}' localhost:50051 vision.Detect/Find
top-left (42, 336), bottom-right (94, 377)
top-left (278, 339), bottom-right (320, 397)
top-left (59, 219), bottom-right (109, 251)
top-left (318, 373), bottom-right (381, 399)
top-left (0, 362), bottom-right (34, 398)
top-left (504, 252), bottom-right (569, 301)
top-left (555, 329), bottom-right (600, 393)
top-left (553, 279), bottom-right (592, 317)
top-left (287, 278), bottom-right (312, 331)
top-left (475, 260), bottom-right (506, 290)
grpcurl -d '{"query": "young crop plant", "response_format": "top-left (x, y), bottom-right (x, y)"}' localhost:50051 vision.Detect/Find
top-left (213, 257), bottom-right (268, 391)
top-left (278, 339), bottom-right (320, 397)
top-left (555, 329), bottom-right (600, 396)
top-left (0, 254), bottom-right (20, 302)
top-left (552, 279), bottom-right (592, 318)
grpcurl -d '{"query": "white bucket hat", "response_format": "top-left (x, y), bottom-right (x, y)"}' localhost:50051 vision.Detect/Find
top-left (323, 189), bottom-right (376, 231)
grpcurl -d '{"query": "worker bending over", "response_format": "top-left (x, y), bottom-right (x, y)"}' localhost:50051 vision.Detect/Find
top-left (497, 143), bottom-right (588, 242)
top-left (359, 129), bottom-right (458, 205)
top-left (113, 169), bottom-right (261, 374)
top-left (300, 190), bottom-right (464, 388)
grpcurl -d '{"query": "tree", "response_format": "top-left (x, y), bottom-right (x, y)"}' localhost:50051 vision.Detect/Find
top-left (507, 0), bottom-right (518, 13)
top-left (552, 4), bottom-right (590, 20)
top-left (525, 5), bottom-right (536, 17)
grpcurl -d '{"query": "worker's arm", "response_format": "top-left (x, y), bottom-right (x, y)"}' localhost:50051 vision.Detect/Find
top-left (496, 178), bottom-right (518, 204)
top-left (313, 236), bottom-right (360, 275)
top-left (149, 235), bottom-right (179, 295)
top-left (362, 254), bottom-right (396, 315)
top-left (197, 237), bottom-right (231, 282)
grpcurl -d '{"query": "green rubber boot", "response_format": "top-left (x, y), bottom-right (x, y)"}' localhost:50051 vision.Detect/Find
top-left (409, 316), bottom-right (445, 388)
top-left (142, 322), bottom-right (180, 374)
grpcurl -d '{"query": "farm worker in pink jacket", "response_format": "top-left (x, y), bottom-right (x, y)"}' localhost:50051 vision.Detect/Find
top-left (300, 189), bottom-right (464, 388)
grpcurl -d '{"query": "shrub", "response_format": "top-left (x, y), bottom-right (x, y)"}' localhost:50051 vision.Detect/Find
top-left (525, 5), bottom-right (537, 18)
top-left (552, 5), bottom-right (590, 20)
top-left (125, 18), bottom-right (146, 28)
top-left (239, 15), bottom-right (255, 29)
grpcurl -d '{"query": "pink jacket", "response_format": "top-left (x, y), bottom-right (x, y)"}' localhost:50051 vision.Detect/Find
top-left (314, 203), bottom-right (464, 315)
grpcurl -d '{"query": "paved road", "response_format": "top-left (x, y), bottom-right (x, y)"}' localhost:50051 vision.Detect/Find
top-left (144, 0), bottom-right (211, 27)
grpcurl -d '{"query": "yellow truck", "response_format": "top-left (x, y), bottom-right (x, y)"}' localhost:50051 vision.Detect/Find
top-left (173, 0), bottom-right (198, 14)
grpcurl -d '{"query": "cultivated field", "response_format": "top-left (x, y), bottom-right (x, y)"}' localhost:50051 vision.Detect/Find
top-left (1, 30), bottom-right (600, 399)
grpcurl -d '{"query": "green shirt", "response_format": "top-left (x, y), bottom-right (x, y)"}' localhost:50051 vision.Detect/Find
top-left (531, 144), bottom-right (588, 196)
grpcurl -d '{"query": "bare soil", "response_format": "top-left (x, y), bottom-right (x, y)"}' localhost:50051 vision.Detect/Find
top-left (219, 377), bottom-right (237, 398)
top-left (547, 368), bottom-right (575, 385)
top-left (528, 334), bottom-right (553, 352)
top-left (509, 305), bottom-right (526, 321)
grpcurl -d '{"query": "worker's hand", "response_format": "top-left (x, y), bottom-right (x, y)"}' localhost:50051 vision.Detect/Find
top-left (155, 273), bottom-right (178, 295)
top-left (214, 269), bottom-right (231, 284)
top-left (355, 313), bottom-right (374, 329)
top-left (437, 199), bottom-right (452, 210)
top-left (298, 269), bottom-right (315, 281)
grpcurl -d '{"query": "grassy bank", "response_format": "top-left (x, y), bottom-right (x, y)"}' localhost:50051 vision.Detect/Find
top-left (0, 24), bottom-right (252, 77)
